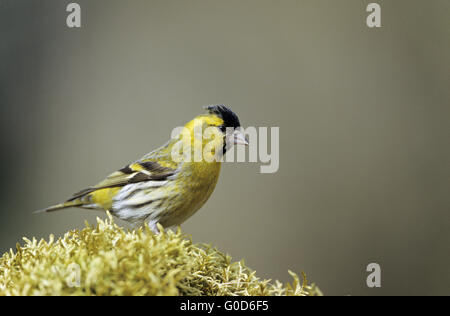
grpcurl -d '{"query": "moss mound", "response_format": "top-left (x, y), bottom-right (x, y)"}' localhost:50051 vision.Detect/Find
top-left (0, 214), bottom-right (321, 296)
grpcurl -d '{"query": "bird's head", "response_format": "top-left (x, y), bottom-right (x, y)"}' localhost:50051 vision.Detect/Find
top-left (203, 104), bottom-right (248, 151)
top-left (181, 105), bottom-right (248, 161)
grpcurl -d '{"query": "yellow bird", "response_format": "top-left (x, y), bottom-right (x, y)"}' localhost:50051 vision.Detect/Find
top-left (39, 105), bottom-right (248, 233)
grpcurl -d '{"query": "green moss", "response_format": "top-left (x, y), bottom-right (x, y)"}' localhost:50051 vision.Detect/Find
top-left (0, 214), bottom-right (322, 296)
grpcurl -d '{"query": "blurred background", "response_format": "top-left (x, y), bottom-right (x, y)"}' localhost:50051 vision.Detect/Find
top-left (1, 0), bottom-right (449, 295)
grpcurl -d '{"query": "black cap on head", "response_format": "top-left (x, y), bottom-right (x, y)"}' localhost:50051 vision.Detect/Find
top-left (205, 104), bottom-right (241, 128)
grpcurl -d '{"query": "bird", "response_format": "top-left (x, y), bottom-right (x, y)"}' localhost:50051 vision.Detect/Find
top-left (38, 105), bottom-right (248, 233)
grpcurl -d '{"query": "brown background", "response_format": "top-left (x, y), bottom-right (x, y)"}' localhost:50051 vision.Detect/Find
top-left (1, 0), bottom-right (449, 295)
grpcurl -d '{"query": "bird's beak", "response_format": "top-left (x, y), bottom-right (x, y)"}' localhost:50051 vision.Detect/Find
top-left (233, 130), bottom-right (249, 146)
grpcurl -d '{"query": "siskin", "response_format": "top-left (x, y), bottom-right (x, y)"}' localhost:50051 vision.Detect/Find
top-left (38, 105), bottom-right (248, 233)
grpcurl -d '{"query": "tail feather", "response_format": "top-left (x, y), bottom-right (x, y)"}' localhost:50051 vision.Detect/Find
top-left (34, 200), bottom-right (83, 214)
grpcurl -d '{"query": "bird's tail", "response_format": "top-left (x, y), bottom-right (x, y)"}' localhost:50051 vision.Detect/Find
top-left (34, 200), bottom-right (83, 214)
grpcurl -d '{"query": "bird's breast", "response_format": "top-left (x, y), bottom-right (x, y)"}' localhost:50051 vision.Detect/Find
top-left (180, 160), bottom-right (222, 203)
top-left (160, 161), bottom-right (222, 226)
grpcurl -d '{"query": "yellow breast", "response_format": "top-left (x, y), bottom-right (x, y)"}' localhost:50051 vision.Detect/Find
top-left (159, 160), bottom-right (221, 227)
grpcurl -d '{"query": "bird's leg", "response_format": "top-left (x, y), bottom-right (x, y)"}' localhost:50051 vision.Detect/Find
top-left (147, 219), bottom-right (162, 234)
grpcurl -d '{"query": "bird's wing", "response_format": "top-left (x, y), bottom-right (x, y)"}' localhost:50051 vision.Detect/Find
top-left (67, 136), bottom-right (182, 202)
top-left (67, 160), bottom-right (178, 202)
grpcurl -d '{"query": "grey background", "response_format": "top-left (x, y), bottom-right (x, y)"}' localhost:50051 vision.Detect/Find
top-left (1, 0), bottom-right (449, 295)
